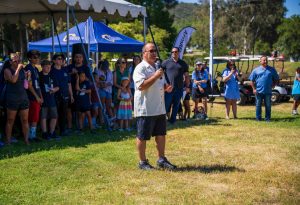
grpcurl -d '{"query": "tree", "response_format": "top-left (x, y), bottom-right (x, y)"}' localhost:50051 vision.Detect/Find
top-left (105, 20), bottom-right (170, 59)
top-left (128, 0), bottom-right (177, 50)
top-left (275, 15), bottom-right (300, 61)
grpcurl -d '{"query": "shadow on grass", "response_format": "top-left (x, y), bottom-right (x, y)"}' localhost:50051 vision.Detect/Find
top-left (0, 129), bottom-right (136, 160)
top-left (0, 118), bottom-right (225, 160)
top-left (175, 164), bottom-right (245, 173)
top-left (238, 116), bottom-right (298, 122)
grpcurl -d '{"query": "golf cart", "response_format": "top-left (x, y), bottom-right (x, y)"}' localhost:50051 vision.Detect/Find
top-left (268, 56), bottom-right (292, 103)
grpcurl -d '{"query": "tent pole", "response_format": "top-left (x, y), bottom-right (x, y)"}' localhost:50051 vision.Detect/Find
top-left (87, 18), bottom-right (90, 65)
top-left (143, 16), bottom-right (146, 43)
top-left (51, 16), bottom-right (55, 54)
top-left (66, 3), bottom-right (70, 63)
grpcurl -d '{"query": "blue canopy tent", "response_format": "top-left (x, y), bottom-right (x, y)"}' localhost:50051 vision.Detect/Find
top-left (28, 17), bottom-right (144, 53)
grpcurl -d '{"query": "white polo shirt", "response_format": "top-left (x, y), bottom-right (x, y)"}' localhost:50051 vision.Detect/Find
top-left (133, 60), bottom-right (166, 117)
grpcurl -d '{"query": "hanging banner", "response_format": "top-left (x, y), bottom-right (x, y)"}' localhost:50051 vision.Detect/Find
top-left (172, 26), bottom-right (196, 59)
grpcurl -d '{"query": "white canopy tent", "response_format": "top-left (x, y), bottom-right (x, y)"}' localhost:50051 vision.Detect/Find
top-left (0, 0), bottom-right (147, 23)
top-left (0, 0), bottom-right (147, 61)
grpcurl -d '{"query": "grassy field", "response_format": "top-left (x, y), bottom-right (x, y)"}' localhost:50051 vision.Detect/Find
top-left (0, 100), bottom-right (299, 204)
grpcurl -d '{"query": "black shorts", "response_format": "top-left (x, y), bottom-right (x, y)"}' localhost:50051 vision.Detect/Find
top-left (79, 105), bottom-right (91, 113)
top-left (6, 99), bottom-right (29, 111)
top-left (136, 114), bottom-right (166, 140)
top-left (192, 87), bottom-right (208, 100)
top-left (293, 94), bottom-right (300, 101)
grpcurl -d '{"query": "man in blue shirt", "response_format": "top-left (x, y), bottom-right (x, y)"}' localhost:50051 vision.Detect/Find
top-left (249, 55), bottom-right (279, 121)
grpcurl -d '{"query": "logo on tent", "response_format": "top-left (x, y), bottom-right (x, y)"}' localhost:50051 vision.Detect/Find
top-left (101, 34), bottom-right (122, 42)
top-left (63, 34), bottom-right (83, 42)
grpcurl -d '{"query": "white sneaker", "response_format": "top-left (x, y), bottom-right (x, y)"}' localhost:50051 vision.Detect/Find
top-left (292, 110), bottom-right (298, 115)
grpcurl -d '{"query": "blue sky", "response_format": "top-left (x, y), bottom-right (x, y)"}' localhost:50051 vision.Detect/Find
top-left (179, 0), bottom-right (300, 17)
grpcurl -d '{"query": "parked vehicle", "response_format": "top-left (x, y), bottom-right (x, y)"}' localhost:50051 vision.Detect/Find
top-left (268, 56), bottom-right (292, 103)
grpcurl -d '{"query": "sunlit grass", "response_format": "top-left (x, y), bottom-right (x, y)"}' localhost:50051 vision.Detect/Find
top-left (0, 100), bottom-right (299, 204)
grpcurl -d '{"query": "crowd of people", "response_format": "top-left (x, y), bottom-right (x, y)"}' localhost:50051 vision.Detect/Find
top-left (0, 47), bottom-right (299, 165)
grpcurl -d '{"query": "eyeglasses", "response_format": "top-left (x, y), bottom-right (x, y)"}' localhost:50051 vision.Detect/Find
top-left (56, 57), bottom-right (63, 60)
top-left (171, 51), bottom-right (179, 53)
top-left (121, 61), bottom-right (127, 64)
top-left (145, 49), bottom-right (157, 54)
top-left (31, 56), bottom-right (40, 59)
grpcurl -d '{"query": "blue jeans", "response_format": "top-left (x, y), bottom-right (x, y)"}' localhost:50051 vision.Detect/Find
top-left (255, 93), bottom-right (272, 121)
top-left (165, 88), bottom-right (183, 123)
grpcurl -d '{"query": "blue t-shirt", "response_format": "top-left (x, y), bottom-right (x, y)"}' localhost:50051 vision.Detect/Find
top-left (222, 68), bottom-right (240, 100)
top-left (50, 66), bottom-right (70, 99)
top-left (77, 80), bottom-right (91, 108)
top-left (192, 70), bottom-right (209, 88)
top-left (25, 64), bottom-right (41, 101)
top-left (292, 73), bottom-right (300, 95)
top-left (249, 65), bottom-right (279, 95)
top-left (39, 72), bottom-right (58, 107)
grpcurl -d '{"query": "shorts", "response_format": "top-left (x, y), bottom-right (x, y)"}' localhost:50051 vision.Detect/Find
top-left (192, 87), bottom-right (208, 100)
top-left (293, 94), bottom-right (300, 101)
top-left (136, 114), bottom-right (166, 140)
top-left (6, 99), bottom-right (29, 111)
top-left (41, 107), bottom-right (58, 119)
top-left (92, 102), bottom-right (100, 109)
top-left (99, 90), bottom-right (112, 99)
top-left (79, 105), bottom-right (91, 113)
top-left (28, 100), bottom-right (41, 123)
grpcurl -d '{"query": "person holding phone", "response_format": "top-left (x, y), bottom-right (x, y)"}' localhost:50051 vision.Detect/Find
top-left (222, 60), bottom-right (241, 119)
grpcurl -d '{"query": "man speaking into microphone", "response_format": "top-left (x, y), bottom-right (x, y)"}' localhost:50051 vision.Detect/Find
top-left (133, 43), bottom-right (176, 171)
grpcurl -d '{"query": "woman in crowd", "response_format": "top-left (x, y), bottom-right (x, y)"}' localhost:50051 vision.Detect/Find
top-left (222, 60), bottom-right (241, 119)
top-left (191, 61), bottom-right (209, 120)
top-left (113, 57), bottom-right (129, 114)
top-left (3, 54), bottom-right (30, 145)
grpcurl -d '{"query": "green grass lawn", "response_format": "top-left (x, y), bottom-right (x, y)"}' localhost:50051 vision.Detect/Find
top-left (0, 100), bottom-right (299, 204)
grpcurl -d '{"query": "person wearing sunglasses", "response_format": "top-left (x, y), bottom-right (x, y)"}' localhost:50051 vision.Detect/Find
top-left (161, 47), bottom-right (189, 124)
top-left (25, 50), bottom-right (43, 142)
top-left (113, 57), bottom-right (129, 118)
top-left (222, 60), bottom-right (241, 119)
top-left (133, 43), bottom-right (176, 170)
top-left (50, 53), bottom-right (74, 137)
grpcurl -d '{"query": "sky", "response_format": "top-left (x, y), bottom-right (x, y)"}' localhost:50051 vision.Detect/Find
top-left (179, 0), bottom-right (300, 18)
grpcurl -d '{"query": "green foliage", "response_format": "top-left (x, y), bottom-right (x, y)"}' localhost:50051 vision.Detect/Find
top-left (171, 0), bottom-right (286, 56)
top-left (101, 20), bottom-right (170, 60)
top-left (275, 15), bottom-right (300, 61)
top-left (128, 0), bottom-right (177, 49)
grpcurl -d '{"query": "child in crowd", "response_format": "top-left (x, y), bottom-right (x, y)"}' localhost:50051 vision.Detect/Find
top-left (39, 60), bottom-right (60, 139)
top-left (91, 72), bottom-right (100, 128)
top-left (117, 77), bottom-right (132, 131)
top-left (25, 50), bottom-right (43, 142)
top-left (76, 71), bottom-right (94, 133)
top-left (292, 67), bottom-right (300, 115)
